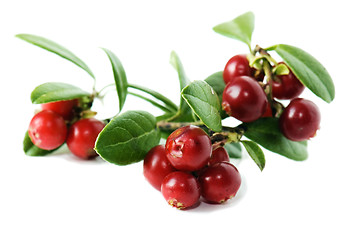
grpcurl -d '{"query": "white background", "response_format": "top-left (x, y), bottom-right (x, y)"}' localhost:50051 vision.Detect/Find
top-left (1, 0), bottom-right (360, 239)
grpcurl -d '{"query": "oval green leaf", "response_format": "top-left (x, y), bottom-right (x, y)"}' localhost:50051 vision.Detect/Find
top-left (243, 118), bottom-right (308, 161)
top-left (181, 80), bottom-right (222, 132)
top-left (204, 71), bottom-right (228, 119)
top-left (224, 142), bottom-right (242, 159)
top-left (16, 33), bottom-right (95, 79)
top-left (95, 110), bottom-right (161, 166)
top-left (213, 11), bottom-right (255, 49)
top-left (102, 48), bottom-right (128, 112)
top-left (241, 140), bottom-right (265, 171)
top-left (31, 82), bottom-right (91, 104)
top-left (272, 44), bottom-right (335, 103)
top-left (23, 132), bottom-right (60, 156)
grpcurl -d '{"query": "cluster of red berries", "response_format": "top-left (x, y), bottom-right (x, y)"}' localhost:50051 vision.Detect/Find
top-left (28, 99), bottom-right (105, 159)
top-left (143, 125), bottom-right (241, 210)
top-left (222, 54), bottom-right (321, 141)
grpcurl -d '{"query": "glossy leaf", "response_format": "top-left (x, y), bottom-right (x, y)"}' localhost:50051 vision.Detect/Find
top-left (102, 48), bottom-right (128, 112)
top-left (31, 82), bottom-right (91, 104)
top-left (243, 118), bottom-right (308, 161)
top-left (224, 142), bottom-right (242, 159)
top-left (95, 111), bottom-right (161, 165)
top-left (204, 71), bottom-right (228, 119)
top-left (181, 80), bottom-right (222, 132)
top-left (213, 11), bottom-right (255, 48)
top-left (16, 33), bottom-right (95, 79)
top-left (241, 140), bottom-right (265, 171)
top-left (23, 132), bottom-right (60, 156)
top-left (271, 44), bottom-right (335, 103)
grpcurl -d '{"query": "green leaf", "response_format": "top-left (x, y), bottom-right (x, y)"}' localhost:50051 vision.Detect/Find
top-left (128, 83), bottom-right (178, 112)
top-left (102, 48), bottom-right (128, 112)
top-left (23, 132), bottom-right (60, 156)
top-left (224, 142), bottom-right (242, 159)
top-left (204, 71), bottom-right (228, 119)
top-left (243, 118), bottom-right (308, 161)
top-left (213, 11), bottom-right (255, 49)
top-left (169, 51), bottom-right (194, 121)
top-left (181, 80), bottom-right (222, 132)
top-left (16, 33), bottom-right (95, 79)
top-left (271, 44), bottom-right (335, 103)
top-left (31, 82), bottom-right (91, 104)
top-left (241, 140), bottom-right (265, 171)
top-left (95, 111), bottom-right (161, 165)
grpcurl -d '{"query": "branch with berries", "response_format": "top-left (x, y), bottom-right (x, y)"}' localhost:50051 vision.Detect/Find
top-left (20, 11), bottom-right (335, 210)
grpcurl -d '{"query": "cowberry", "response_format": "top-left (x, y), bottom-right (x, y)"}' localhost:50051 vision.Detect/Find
top-left (143, 145), bottom-right (176, 191)
top-left (66, 118), bottom-right (105, 159)
top-left (223, 54), bottom-right (252, 84)
top-left (198, 162), bottom-right (241, 204)
top-left (41, 99), bottom-right (78, 120)
top-left (161, 171), bottom-right (200, 209)
top-left (222, 76), bottom-right (268, 122)
top-left (208, 147), bottom-right (230, 166)
top-left (272, 63), bottom-right (305, 100)
top-left (279, 98), bottom-right (321, 141)
top-left (165, 125), bottom-right (212, 171)
top-left (28, 110), bottom-right (67, 150)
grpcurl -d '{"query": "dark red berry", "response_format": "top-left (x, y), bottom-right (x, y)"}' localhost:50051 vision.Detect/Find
top-left (222, 76), bottom-right (268, 122)
top-left (28, 110), bottom-right (67, 150)
top-left (41, 99), bottom-right (78, 120)
top-left (165, 125), bottom-right (212, 171)
top-left (66, 118), bottom-right (105, 159)
top-left (143, 145), bottom-right (176, 191)
top-left (223, 54), bottom-right (252, 84)
top-left (208, 147), bottom-right (230, 166)
top-left (279, 98), bottom-right (321, 141)
top-left (198, 162), bottom-right (241, 204)
top-left (161, 171), bottom-right (200, 210)
top-left (261, 102), bottom-right (273, 118)
top-left (272, 63), bottom-right (305, 100)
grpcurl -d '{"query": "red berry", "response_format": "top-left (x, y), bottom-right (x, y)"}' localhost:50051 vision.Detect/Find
top-left (222, 76), bottom-right (268, 122)
top-left (223, 54), bottom-right (252, 84)
top-left (28, 110), bottom-right (67, 150)
top-left (272, 63), bottom-right (305, 100)
top-left (279, 98), bottom-right (321, 141)
top-left (41, 99), bottom-right (78, 120)
top-left (66, 118), bottom-right (105, 159)
top-left (161, 171), bottom-right (200, 209)
top-left (165, 125), bottom-right (212, 171)
top-left (198, 162), bottom-right (241, 204)
top-left (208, 147), bottom-right (230, 166)
top-left (143, 145), bottom-right (176, 191)
top-left (261, 102), bottom-right (273, 118)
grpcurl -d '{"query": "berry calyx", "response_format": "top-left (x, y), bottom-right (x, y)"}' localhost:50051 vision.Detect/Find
top-left (165, 125), bottom-right (212, 171)
top-left (66, 118), bottom-right (105, 159)
top-left (41, 99), bottom-right (78, 120)
top-left (28, 110), bottom-right (67, 150)
top-left (223, 54), bottom-right (252, 84)
top-left (272, 63), bottom-right (305, 100)
top-left (279, 98), bottom-right (321, 141)
top-left (143, 145), bottom-right (176, 191)
top-left (161, 171), bottom-right (200, 210)
top-left (198, 162), bottom-right (241, 204)
top-left (222, 76), bottom-right (268, 122)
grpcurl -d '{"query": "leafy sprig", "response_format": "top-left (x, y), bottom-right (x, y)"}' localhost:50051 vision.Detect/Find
top-left (19, 11), bottom-right (335, 171)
